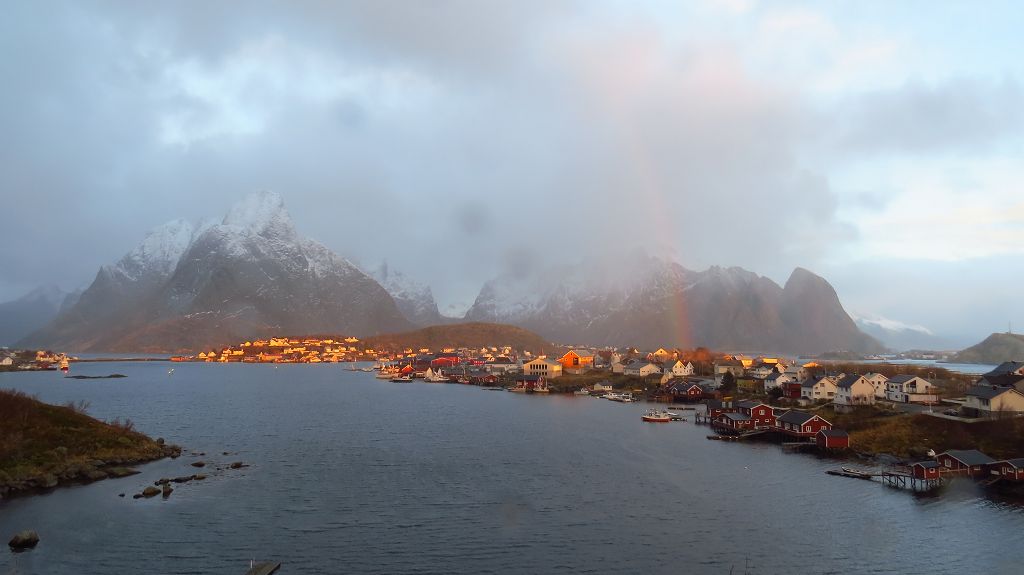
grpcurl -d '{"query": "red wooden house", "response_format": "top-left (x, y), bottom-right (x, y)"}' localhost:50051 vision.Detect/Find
top-left (816, 429), bottom-right (849, 449)
top-left (911, 461), bottom-right (942, 481)
top-left (935, 450), bottom-right (995, 477)
top-left (783, 382), bottom-right (803, 400)
top-left (667, 380), bottom-right (717, 402)
top-left (735, 401), bottom-right (776, 428)
top-left (776, 410), bottom-right (832, 438)
top-left (713, 412), bottom-right (753, 433)
top-left (989, 458), bottom-right (1024, 481)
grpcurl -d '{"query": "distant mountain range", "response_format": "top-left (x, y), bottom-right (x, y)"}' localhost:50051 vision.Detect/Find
top-left (852, 315), bottom-right (957, 352)
top-left (464, 260), bottom-right (883, 354)
top-left (952, 333), bottom-right (1024, 365)
top-left (15, 192), bottom-right (882, 354)
top-left (20, 192), bottom-right (410, 352)
top-left (0, 286), bottom-right (79, 346)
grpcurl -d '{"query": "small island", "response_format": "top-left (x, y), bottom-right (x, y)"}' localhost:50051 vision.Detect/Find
top-left (0, 389), bottom-right (180, 499)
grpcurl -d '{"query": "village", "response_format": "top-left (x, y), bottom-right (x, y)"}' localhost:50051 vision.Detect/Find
top-left (11, 336), bottom-right (1024, 494)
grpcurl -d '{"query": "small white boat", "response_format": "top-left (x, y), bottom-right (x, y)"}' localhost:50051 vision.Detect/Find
top-left (641, 409), bottom-right (672, 423)
top-left (574, 388), bottom-right (592, 396)
top-left (665, 410), bottom-right (684, 421)
top-left (390, 374), bottom-right (413, 382)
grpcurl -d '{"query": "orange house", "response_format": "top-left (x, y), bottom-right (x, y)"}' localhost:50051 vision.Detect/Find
top-left (559, 350), bottom-right (594, 371)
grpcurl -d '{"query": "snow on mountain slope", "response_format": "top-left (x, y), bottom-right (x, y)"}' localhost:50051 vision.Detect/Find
top-left (22, 192), bottom-right (410, 352)
top-left (370, 262), bottom-right (443, 326)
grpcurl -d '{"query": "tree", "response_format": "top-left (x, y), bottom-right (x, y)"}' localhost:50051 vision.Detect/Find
top-left (720, 371), bottom-right (737, 395)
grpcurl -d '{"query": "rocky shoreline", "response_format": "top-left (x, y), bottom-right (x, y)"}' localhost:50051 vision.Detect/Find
top-left (0, 442), bottom-right (183, 500)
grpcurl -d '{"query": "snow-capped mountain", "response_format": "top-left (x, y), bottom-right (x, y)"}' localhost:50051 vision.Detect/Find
top-left (853, 314), bottom-right (956, 352)
top-left (22, 192), bottom-right (410, 352)
top-left (465, 257), bottom-right (883, 354)
top-left (369, 262), bottom-right (444, 326)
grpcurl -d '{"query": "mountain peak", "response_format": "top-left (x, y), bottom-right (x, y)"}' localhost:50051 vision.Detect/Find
top-left (222, 190), bottom-right (296, 240)
top-left (785, 266), bottom-right (825, 288)
top-left (113, 218), bottom-right (194, 281)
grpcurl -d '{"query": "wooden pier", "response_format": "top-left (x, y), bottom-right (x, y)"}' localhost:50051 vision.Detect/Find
top-left (245, 561), bottom-right (281, 575)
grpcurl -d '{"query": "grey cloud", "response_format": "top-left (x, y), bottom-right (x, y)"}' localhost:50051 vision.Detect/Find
top-left (834, 77), bottom-right (1023, 155)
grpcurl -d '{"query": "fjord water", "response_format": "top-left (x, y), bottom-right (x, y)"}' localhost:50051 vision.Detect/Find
top-left (2, 364), bottom-right (1021, 575)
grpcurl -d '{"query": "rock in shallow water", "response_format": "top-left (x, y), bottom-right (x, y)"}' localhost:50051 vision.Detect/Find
top-left (8, 530), bottom-right (40, 550)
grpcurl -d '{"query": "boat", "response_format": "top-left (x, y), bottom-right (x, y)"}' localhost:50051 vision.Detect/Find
top-left (573, 388), bottom-right (592, 396)
top-left (389, 374), bottom-right (413, 382)
top-left (641, 409), bottom-right (672, 423)
top-left (665, 410), bottom-right (685, 421)
top-left (59, 356), bottom-right (69, 374)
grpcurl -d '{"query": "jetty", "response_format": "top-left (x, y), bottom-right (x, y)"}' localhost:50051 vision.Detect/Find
top-left (245, 561), bottom-right (281, 575)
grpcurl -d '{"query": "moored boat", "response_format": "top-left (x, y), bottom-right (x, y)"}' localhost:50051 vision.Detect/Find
top-left (641, 409), bottom-right (672, 423)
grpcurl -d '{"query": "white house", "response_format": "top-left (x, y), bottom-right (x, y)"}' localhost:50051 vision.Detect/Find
top-left (624, 360), bottom-right (661, 377)
top-left (667, 360), bottom-right (695, 377)
top-left (864, 373), bottom-right (889, 399)
top-left (523, 358), bottom-right (562, 379)
top-left (804, 376), bottom-right (838, 402)
top-left (885, 375), bottom-right (938, 404)
top-left (784, 364), bottom-right (810, 382)
top-left (834, 374), bottom-right (876, 408)
top-left (963, 385), bottom-right (1024, 418)
top-left (714, 360), bottom-right (745, 384)
top-left (764, 372), bottom-right (794, 391)
top-left (0, 356), bottom-right (13, 366)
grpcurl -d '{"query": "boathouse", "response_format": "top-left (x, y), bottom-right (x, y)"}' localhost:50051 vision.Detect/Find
top-left (935, 449), bottom-right (995, 477)
top-left (713, 412), bottom-right (752, 433)
top-left (735, 401), bottom-right (776, 428)
top-left (776, 410), bottom-right (832, 438)
top-left (990, 458), bottom-right (1024, 481)
top-left (816, 429), bottom-right (849, 449)
top-left (911, 461), bottom-right (942, 481)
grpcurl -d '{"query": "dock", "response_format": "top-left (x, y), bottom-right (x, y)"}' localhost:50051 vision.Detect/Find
top-left (245, 562), bottom-right (281, 575)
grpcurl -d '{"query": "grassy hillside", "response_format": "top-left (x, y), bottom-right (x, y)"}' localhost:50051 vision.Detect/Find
top-left (953, 333), bottom-right (1024, 365)
top-left (0, 389), bottom-right (179, 498)
top-left (360, 322), bottom-right (552, 354)
top-left (815, 406), bottom-right (1024, 460)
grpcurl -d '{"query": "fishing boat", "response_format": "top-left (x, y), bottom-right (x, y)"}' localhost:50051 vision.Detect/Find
top-left (390, 374), bottom-right (413, 382)
top-left (641, 409), bottom-right (672, 423)
top-left (59, 356), bottom-right (69, 374)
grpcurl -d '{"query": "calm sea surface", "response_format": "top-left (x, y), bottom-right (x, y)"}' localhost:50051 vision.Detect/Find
top-left (2, 362), bottom-right (1022, 574)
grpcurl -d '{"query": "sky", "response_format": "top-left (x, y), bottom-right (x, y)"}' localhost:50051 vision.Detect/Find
top-left (1, 0), bottom-right (1022, 347)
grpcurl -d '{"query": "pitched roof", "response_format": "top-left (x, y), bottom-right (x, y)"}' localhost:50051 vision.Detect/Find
top-left (996, 458), bottom-right (1024, 468)
top-left (912, 461), bottom-right (941, 469)
top-left (940, 449), bottom-right (995, 466)
top-left (984, 361), bottom-right (1024, 377)
top-left (723, 413), bottom-right (751, 422)
top-left (887, 374), bottom-right (919, 384)
top-left (977, 373), bottom-right (1024, 388)
top-left (836, 374), bottom-right (867, 389)
top-left (817, 429), bottom-right (848, 438)
top-left (966, 385), bottom-right (1020, 400)
top-left (778, 410), bottom-right (816, 426)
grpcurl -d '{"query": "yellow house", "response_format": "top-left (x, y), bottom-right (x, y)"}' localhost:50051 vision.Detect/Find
top-left (524, 358), bottom-right (563, 378)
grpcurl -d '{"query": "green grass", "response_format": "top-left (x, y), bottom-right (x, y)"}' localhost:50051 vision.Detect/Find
top-left (0, 389), bottom-right (170, 488)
